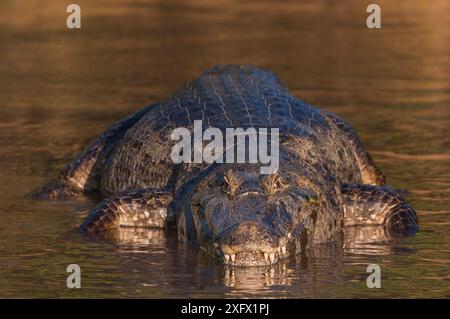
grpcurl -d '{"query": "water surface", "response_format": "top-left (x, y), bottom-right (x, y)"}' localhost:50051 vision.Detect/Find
top-left (0, 0), bottom-right (449, 298)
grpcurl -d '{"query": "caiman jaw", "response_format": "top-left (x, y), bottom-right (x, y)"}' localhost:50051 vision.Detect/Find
top-left (217, 246), bottom-right (289, 267)
top-left (214, 221), bottom-right (289, 267)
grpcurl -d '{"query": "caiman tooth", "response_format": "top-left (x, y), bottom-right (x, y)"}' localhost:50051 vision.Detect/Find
top-left (281, 246), bottom-right (287, 255)
top-left (230, 254), bottom-right (236, 262)
top-left (263, 253), bottom-right (269, 261)
top-left (269, 253), bottom-right (276, 263)
top-left (224, 254), bottom-right (230, 262)
top-left (277, 247), bottom-right (281, 253)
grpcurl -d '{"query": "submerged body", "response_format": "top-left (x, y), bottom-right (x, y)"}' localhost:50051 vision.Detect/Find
top-left (34, 65), bottom-right (418, 266)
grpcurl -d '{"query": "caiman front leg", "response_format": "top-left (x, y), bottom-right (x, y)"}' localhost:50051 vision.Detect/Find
top-left (80, 188), bottom-right (174, 233)
top-left (31, 103), bottom-right (157, 199)
top-left (341, 184), bottom-right (418, 235)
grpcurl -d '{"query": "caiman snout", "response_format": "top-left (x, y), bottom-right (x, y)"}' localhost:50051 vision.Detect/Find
top-left (217, 221), bottom-right (288, 266)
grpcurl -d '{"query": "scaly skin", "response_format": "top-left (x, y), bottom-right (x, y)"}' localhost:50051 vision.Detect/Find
top-left (34, 65), bottom-right (418, 267)
top-left (341, 183), bottom-right (418, 234)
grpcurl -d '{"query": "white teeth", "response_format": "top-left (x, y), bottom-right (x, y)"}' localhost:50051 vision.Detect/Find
top-left (269, 268), bottom-right (275, 278)
top-left (287, 233), bottom-right (291, 239)
top-left (281, 246), bottom-right (287, 255)
top-left (277, 247), bottom-right (281, 253)
top-left (231, 254), bottom-right (236, 262)
top-left (263, 253), bottom-right (269, 261)
top-left (224, 254), bottom-right (230, 262)
top-left (269, 253), bottom-right (275, 263)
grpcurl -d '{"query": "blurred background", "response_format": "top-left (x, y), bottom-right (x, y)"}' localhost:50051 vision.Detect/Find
top-left (0, 0), bottom-right (449, 298)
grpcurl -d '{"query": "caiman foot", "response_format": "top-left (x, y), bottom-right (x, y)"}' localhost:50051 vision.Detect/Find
top-left (29, 179), bottom-right (83, 200)
top-left (341, 183), bottom-right (419, 235)
top-left (80, 188), bottom-right (174, 233)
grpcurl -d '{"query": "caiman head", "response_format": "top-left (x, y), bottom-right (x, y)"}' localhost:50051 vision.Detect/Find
top-left (189, 164), bottom-right (319, 267)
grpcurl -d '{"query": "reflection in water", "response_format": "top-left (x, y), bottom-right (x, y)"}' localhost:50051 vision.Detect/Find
top-left (82, 224), bottom-right (410, 296)
top-left (222, 264), bottom-right (293, 291)
top-left (0, 0), bottom-right (449, 297)
top-left (344, 226), bottom-right (397, 255)
top-left (89, 227), bottom-right (168, 247)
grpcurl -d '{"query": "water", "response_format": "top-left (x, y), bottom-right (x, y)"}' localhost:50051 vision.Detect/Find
top-left (0, 0), bottom-right (449, 298)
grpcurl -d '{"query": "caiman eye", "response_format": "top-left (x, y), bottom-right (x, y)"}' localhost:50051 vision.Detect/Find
top-left (207, 173), bottom-right (229, 193)
top-left (261, 173), bottom-right (288, 194)
top-left (274, 176), bottom-right (288, 190)
top-left (221, 175), bottom-right (230, 194)
top-left (220, 170), bottom-right (241, 197)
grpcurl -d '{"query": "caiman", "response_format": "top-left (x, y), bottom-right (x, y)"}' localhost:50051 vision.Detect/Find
top-left (33, 65), bottom-right (418, 267)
